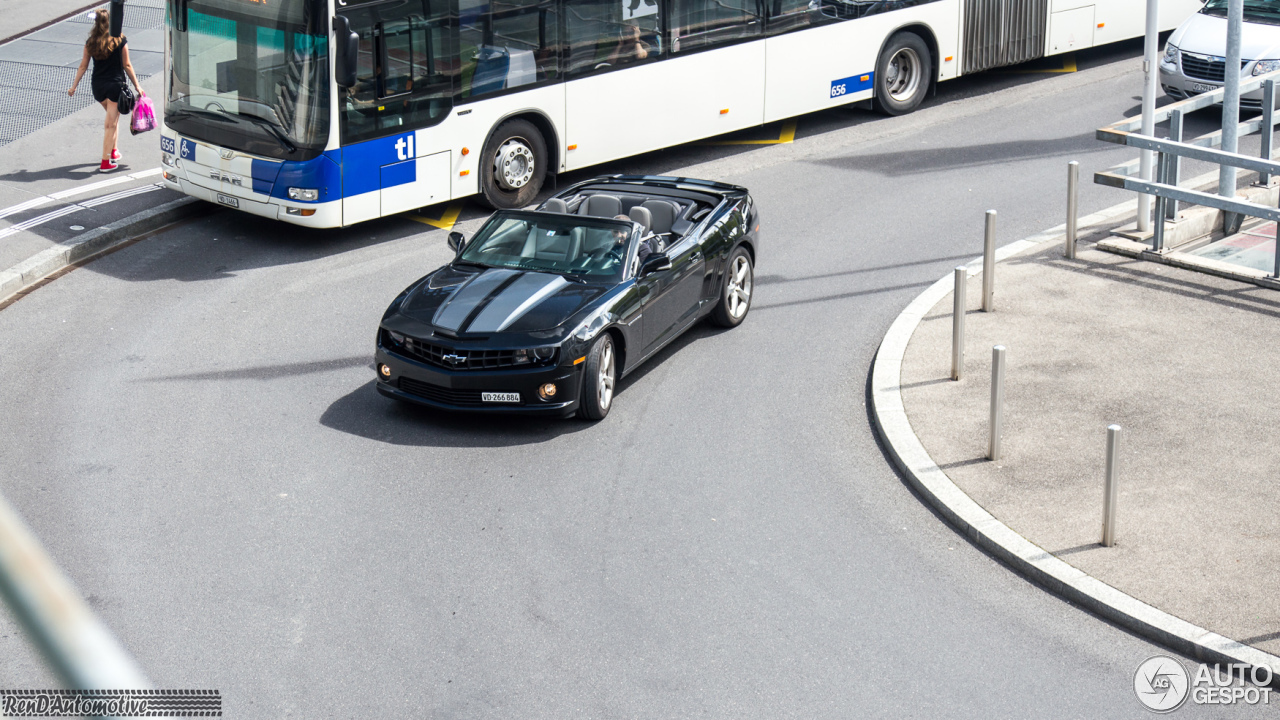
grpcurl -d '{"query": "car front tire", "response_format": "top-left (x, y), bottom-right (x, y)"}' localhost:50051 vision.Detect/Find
top-left (577, 333), bottom-right (616, 421)
top-left (711, 247), bottom-right (753, 328)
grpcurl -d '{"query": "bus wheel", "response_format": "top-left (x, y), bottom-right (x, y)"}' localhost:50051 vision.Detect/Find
top-left (479, 119), bottom-right (546, 209)
top-left (873, 32), bottom-right (930, 116)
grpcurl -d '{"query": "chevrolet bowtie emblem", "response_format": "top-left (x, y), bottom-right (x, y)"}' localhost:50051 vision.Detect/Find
top-left (443, 353), bottom-right (467, 365)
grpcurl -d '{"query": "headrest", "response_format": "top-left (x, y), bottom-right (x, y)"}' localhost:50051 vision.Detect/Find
top-left (578, 194), bottom-right (622, 217)
top-left (641, 200), bottom-right (678, 234)
top-left (542, 198), bottom-right (568, 213)
top-left (628, 205), bottom-right (652, 232)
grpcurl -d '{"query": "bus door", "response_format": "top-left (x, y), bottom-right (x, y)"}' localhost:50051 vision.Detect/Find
top-left (562, 0), bottom-right (765, 169)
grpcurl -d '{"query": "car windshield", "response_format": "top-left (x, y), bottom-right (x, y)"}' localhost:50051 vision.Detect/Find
top-left (1203, 0), bottom-right (1280, 26)
top-left (458, 211), bottom-right (637, 279)
top-left (166, 0), bottom-right (329, 160)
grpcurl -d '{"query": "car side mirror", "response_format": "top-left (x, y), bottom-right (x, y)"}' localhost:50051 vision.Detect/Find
top-left (333, 15), bottom-right (359, 88)
top-left (447, 231), bottom-right (466, 255)
top-left (639, 252), bottom-right (671, 276)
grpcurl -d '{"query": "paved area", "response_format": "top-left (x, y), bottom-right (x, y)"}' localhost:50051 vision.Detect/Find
top-left (900, 236), bottom-right (1280, 656)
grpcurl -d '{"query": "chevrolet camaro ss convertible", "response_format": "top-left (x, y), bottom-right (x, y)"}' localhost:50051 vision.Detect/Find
top-left (374, 175), bottom-right (760, 420)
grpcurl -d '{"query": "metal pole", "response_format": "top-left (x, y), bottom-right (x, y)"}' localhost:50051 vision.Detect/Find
top-left (1167, 109), bottom-right (1183, 220)
top-left (951, 267), bottom-right (965, 381)
top-left (1137, 0), bottom-right (1160, 232)
top-left (1262, 78), bottom-right (1277, 185)
top-left (1221, 0), bottom-right (1244, 233)
top-left (1152, 152), bottom-right (1168, 252)
top-left (0, 494), bottom-right (150, 689)
top-left (1066, 162), bottom-right (1079, 259)
top-left (982, 210), bottom-right (996, 311)
top-left (1101, 424), bottom-right (1121, 547)
top-left (988, 345), bottom-right (1006, 461)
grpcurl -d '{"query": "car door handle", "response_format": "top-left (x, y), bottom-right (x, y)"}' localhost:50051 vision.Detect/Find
top-left (690, 251), bottom-right (703, 262)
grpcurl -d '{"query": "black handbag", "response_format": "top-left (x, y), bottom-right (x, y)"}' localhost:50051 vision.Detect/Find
top-left (116, 84), bottom-right (135, 115)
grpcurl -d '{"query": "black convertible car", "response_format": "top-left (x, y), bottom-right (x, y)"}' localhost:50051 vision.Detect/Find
top-left (374, 175), bottom-right (759, 420)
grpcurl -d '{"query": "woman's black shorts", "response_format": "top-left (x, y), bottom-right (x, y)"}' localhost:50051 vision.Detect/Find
top-left (91, 79), bottom-right (125, 104)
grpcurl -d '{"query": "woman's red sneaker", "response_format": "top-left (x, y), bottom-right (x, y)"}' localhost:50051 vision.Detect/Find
top-left (99, 159), bottom-right (118, 172)
top-left (111, 148), bottom-right (121, 161)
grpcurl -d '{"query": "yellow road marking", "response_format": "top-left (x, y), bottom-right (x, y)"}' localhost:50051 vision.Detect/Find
top-left (1000, 53), bottom-right (1077, 74)
top-left (408, 202), bottom-right (463, 230)
top-left (701, 119), bottom-right (798, 146)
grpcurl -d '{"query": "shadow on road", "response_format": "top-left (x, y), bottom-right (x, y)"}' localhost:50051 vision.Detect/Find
top-left (0, 162), bottom-right (106, 184)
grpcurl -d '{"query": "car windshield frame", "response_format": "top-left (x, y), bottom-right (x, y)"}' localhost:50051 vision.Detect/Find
top-left (1202, 0), bottom-right (1280, 26)
top-left (457, 210), bottom-right (640, 281)
top-left (165, 0), bottom-right (330, 161)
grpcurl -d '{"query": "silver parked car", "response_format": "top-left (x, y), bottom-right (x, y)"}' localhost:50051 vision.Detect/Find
top-left (1160, 0), bottom-right (1280, 110)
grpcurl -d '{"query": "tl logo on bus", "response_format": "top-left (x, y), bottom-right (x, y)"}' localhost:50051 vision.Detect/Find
top-left (395, 134), bottom-right (415, 161)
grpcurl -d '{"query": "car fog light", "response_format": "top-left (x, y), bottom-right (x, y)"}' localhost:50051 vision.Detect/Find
top-left (288, 187), bottom-right (319, 201)
top-left (379, 364), bottom-right (391, 378)
top-left (538, 383), bottom-right (557, 400)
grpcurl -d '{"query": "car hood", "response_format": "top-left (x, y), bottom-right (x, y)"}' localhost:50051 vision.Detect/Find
top-left (1173, 11), bottom-right (1280, 61)
top-left (398, 265), bottom-right (608, 334)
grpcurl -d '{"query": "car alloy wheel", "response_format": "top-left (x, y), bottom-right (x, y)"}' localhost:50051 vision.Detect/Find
top-left (597, 341), bottom-right (615, 411)
top-left (726, 254), bottom-right (752, 320)
top-left (494, 138), bottom-right (535, 191)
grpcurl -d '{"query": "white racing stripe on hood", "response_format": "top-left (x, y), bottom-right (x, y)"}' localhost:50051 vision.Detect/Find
top-left (432, 268), bottom-right (520, 331)
top-left (466, 273), bottom-right (569, 333)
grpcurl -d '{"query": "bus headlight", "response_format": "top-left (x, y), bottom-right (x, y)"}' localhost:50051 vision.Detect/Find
top-left (288, 187), bottom-right (319, 201)
top-left (1254, 59), bottom-right (1280, 76)
top-left (161, 153), bottom-right (175, 167)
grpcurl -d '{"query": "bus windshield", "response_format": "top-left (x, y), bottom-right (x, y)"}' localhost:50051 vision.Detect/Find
top-left (458, 212), bottom-right (638, 280)
top-left (166, 0), bottom-right (330, 160)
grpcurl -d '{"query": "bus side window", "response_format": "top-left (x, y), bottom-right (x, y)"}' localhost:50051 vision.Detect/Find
top-left (459, 0), bottom-right (560, 99)
top-left (669, 0), bottom-right (762, 52)
top-left (564, 0), bottom-right (663, 77)
top-left (765, 0), bottom-right (832, 34)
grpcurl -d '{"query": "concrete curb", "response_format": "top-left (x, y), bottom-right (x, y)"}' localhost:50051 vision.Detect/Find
top-left (0, 197), bottom-right (206, 306)
top-left (868, 198), bottom-right (1280, 681)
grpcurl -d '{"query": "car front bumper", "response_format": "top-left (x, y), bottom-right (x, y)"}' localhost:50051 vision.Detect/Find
top-left (374, 346), bottom-right (584, 417)
top-left (1160, 61), bottom-right (1276, 109)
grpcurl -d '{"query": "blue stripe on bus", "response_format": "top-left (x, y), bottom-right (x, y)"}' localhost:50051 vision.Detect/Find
top-left (830, 72), bottom-right (874, 99)
top-left (250, 159), bottom-right (280, 196)
top-left (380, 157), bottom-right (417, 188)
top-left (269, 153), bottom-right (341, 204)
top-left (340, 132), bottom-right (419, 198)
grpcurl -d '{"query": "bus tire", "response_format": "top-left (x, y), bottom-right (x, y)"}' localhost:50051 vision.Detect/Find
top-left (479, 119), bottom-right (546, 209)
top-left (873, 32), bottom-right (931, 116)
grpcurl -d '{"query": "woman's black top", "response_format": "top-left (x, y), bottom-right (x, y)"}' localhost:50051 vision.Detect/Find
top-left (90, 37), bottom-right (128, 103)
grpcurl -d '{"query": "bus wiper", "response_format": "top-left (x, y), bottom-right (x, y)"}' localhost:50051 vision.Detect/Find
top-left (235, 113), bottom-right (297, 153)
top-left (166, 107), bottom-right (236, 124)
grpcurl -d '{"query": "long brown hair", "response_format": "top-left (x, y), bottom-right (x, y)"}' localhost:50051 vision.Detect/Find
top-left (86, 9), bottom-right (121, 61)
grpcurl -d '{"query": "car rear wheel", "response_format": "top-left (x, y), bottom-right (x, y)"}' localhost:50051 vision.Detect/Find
top-left (479, 118), bottom-right (547, 209)
top-left (711, 247), bottom-right (753, 328)
top-left (873, 32), bottom-right (931, 116)
top-left (577, 333), bottom-right (616, 421)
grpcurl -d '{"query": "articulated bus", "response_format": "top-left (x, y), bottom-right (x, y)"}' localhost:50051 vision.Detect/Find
top-left (159, 0), bottom-right (1202, 228)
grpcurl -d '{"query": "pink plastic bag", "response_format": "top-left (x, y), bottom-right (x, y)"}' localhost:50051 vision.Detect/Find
top-left (130, 95), bottom-right (156, 135)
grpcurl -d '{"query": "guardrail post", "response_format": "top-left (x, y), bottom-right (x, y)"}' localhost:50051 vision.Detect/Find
top-left (1066, 162), bottom-right (1079, 258)
top-left (1273, 209), bottom-right (1280, 278)
top-left (982, 210), bottom-right (996, 311)
top-left (1262, 78), bottom-right (1277, 186)
top-left (1167, 110), bottom-right (1183, 220)
top-left (951, 267), bottom-right (965, 381)
top-left (988, 345), bottom-right (1006, 461)
top-left (1101, 424), bottom-right (1121, 547)
top-left (1152, 151), bottom-right (1169, 252)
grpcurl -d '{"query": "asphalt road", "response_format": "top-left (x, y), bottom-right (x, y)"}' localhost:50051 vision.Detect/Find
top-left (1, 41), bottom-right (1271, 717)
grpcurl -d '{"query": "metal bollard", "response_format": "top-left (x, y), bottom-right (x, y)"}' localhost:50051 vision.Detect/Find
top-left (1065, 161), bottom-right (1079, 259)
top-left (988, 345), bottom-right (1006, 461)
top-left (1101, 424), bottom-right (1121, 547)
top-left (951, 267), bottom-right (965, 381)
top-left (982, 210), bottom-right (996, 312)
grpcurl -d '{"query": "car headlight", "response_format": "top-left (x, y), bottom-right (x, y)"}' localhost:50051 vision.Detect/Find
top-left (1254, 59), bottom-right (1280, 76)
top-left (1163, 44), bottom-right (1179, 65)
top-left (288, 187), bottom-right (319, 201)
top-left (383, 329), bottom-right (405, 346)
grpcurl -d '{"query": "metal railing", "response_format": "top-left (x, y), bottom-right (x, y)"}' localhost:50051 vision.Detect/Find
top-left (1095, 69), bottom-right (1280, 277)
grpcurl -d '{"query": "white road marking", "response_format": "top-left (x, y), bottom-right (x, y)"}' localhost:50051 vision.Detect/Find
top-left (0, 167), bottom-right (163, 222)
top-left (0, 180), bottom-right (165, 240)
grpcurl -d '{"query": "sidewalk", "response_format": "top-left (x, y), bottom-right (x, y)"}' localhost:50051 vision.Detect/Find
top-left (0, 0), bottom-right (185, 276)
top-left (890, 222), bottom-right (1280, 660)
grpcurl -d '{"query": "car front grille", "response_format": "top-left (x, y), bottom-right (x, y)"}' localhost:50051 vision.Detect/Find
top-left (398, 377), bottom-right (522, 407)
top-left (1180, 55), bottom-right (1246, 83)
top-left (382, 330), bottom-right (551, 371)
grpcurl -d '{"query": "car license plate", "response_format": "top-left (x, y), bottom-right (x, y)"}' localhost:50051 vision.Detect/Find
top-left (1192, 83), bottom-right (1218, 93)
top-left (482, 392), bottom-right (520, 403)
top-left (216, 193), bottom-right (240, 209)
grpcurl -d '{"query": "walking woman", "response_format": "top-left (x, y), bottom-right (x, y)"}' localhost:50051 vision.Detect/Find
top-left (67, 9), bottom-right (144, 172)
